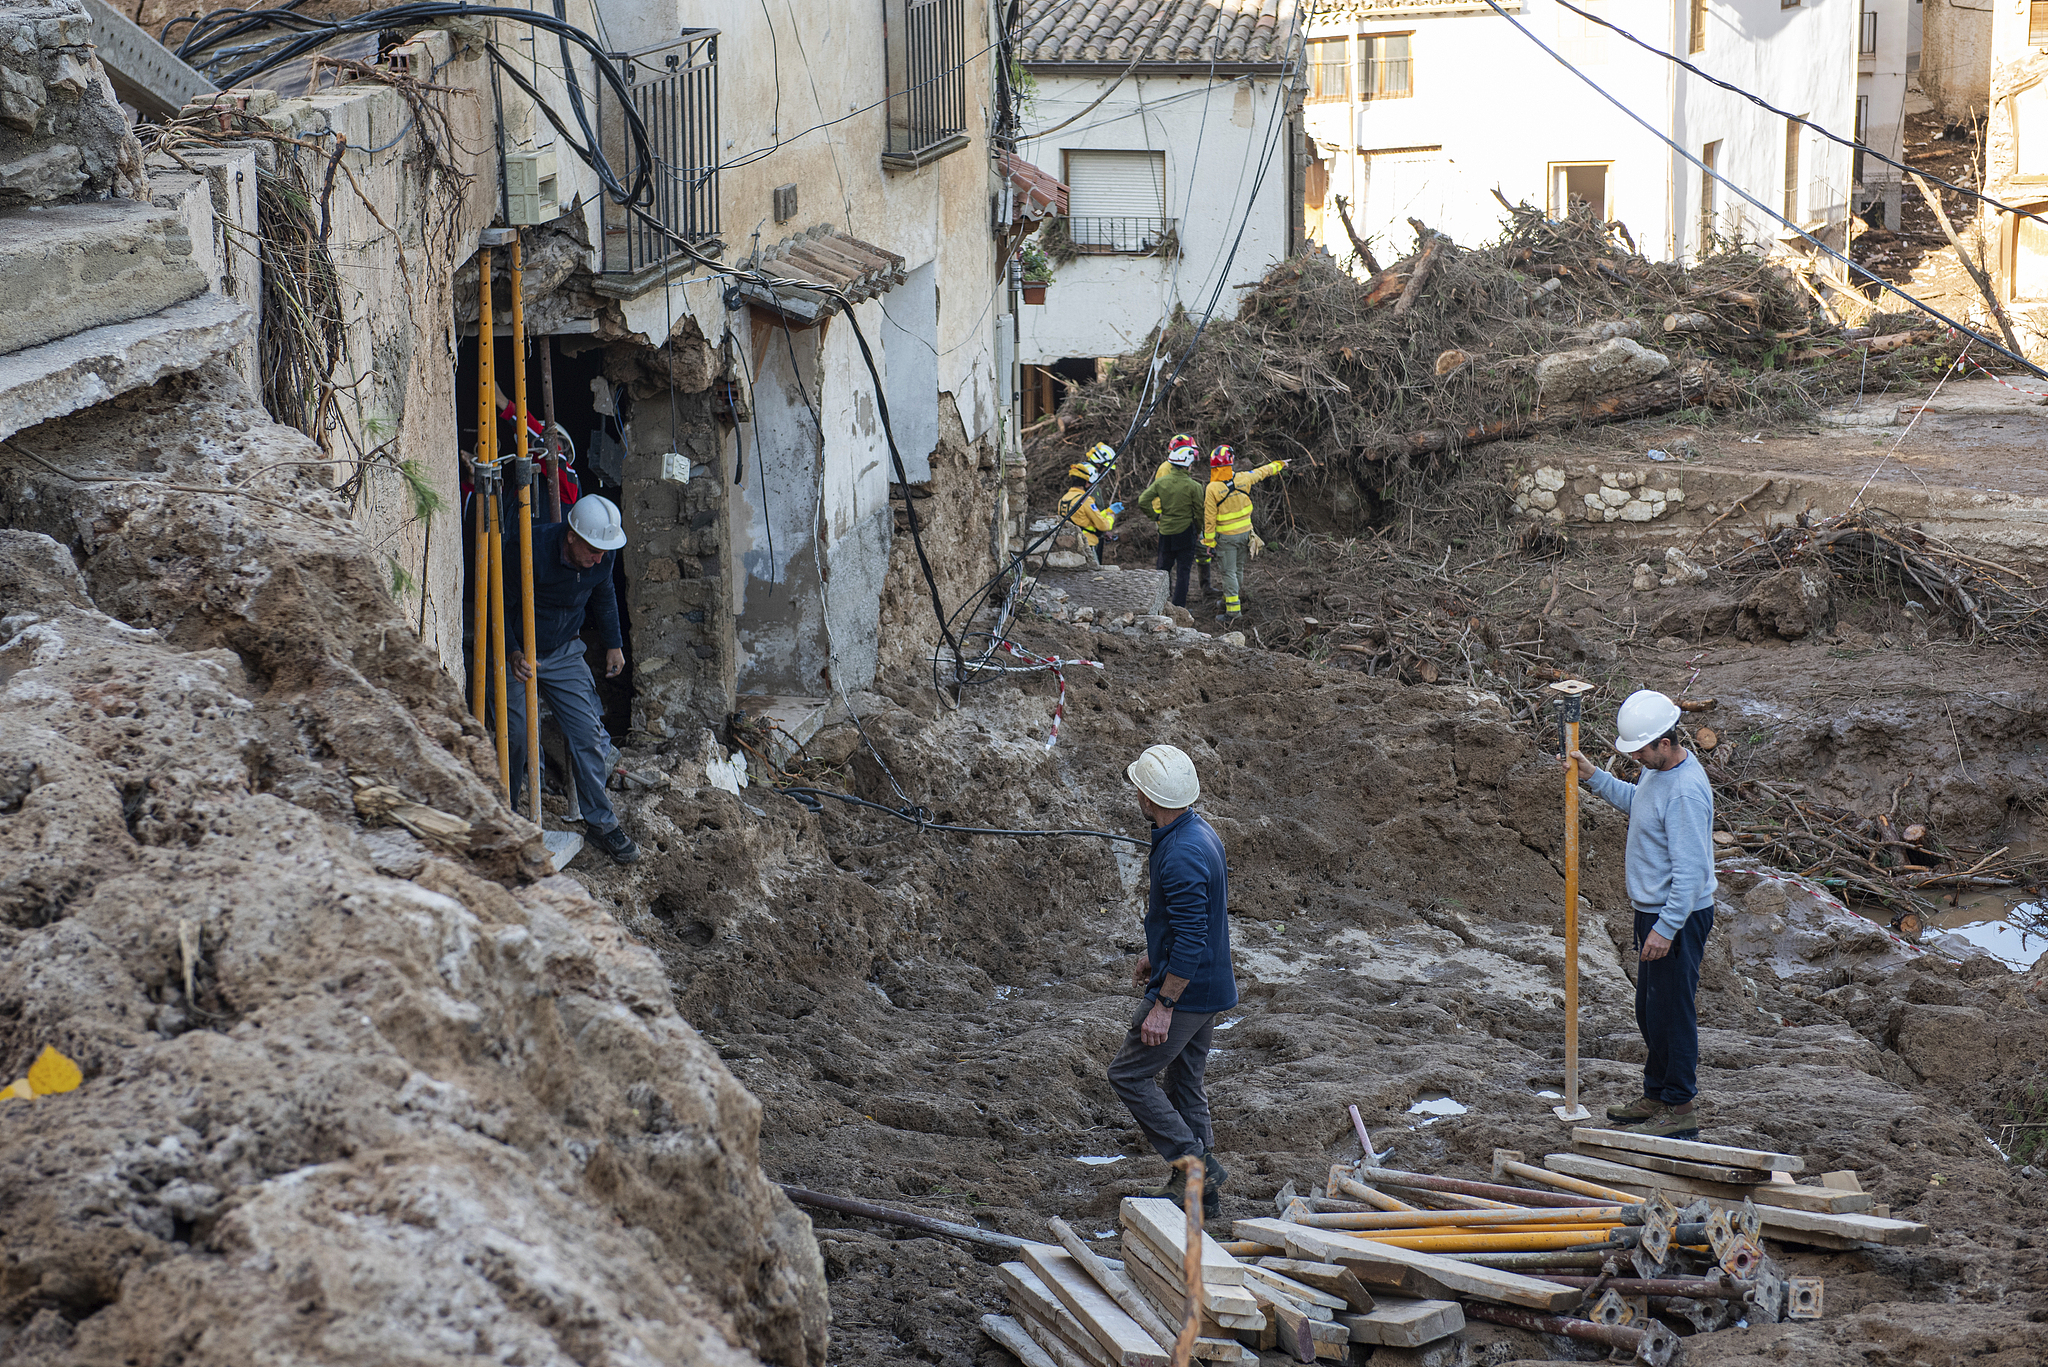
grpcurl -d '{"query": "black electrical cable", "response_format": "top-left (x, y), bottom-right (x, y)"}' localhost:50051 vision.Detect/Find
top-left (1480, 0), bottom-right (2048, 381)
top-left (776, 785), bottom-right (1150, 846)
top-left (1551, 0), bottom-right (2048, 233)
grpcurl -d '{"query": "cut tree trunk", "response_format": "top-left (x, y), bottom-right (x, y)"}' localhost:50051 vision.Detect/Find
top-left (1364, 361), bottom-right (1736, 461)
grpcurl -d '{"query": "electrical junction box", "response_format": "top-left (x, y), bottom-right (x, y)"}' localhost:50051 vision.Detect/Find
top-left (659, 451), bottom-right (694, 483)
top-left (772, 182), bottom-right (798, 223)
top-left (505, 148), bottom-right (558, 226)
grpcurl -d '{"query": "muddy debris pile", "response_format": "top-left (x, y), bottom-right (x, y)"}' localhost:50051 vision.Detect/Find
top-left (0, 371), bottom-right (828, 1366)
top-left (1051, 205), bottom-right (1964, 509)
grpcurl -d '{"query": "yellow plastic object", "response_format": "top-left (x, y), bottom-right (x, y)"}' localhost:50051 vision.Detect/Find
top-left (0, 1078), bottom-right (31, 1101)
top-left (26, 1045), bottom-right (81, 1094)
top-left (1357, 1228), bottom-right (1621, 1253)
top-left (509, 234), bottom-right (541, 826)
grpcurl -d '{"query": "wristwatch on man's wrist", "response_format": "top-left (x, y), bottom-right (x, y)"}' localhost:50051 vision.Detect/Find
top-left (1155, 992), bottom-right (1178, 1011)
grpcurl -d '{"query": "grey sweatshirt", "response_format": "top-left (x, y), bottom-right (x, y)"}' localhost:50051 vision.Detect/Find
top-left (1584, 752), bottom-right (1718, 939)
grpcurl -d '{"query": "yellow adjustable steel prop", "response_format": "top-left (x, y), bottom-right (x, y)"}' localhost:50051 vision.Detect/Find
top-left (1548, 677), bottom-right (1597, 1125)
top-left (507, 230), bottom-right (541, 826)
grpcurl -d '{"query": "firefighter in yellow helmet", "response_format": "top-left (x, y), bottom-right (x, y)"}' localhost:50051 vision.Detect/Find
top-left (1200, 444), bottom-right (1286, 621)
top-left (1059, 443), bottom-right (1122, 566)
top-left (1151, 434), bottom-right (1212, 601)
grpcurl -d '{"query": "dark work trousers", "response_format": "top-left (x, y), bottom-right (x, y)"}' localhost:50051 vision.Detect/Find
top-left (1634, 904), bottom-right (1714, 1106)
top-left (1107, 1000), bottom-right (1218, 1161)
top-left (1149, 527), bottom-right (1198, 612)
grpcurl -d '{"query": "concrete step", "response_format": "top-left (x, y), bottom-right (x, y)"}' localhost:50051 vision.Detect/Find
top-left (0, 292), bottom-right (250, 444)
top-left (0, 197), bottom-right (211, 357)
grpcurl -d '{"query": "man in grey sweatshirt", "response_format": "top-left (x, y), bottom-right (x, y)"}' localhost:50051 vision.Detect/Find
top-left (1567, 689), bottom-right (1717, 1139)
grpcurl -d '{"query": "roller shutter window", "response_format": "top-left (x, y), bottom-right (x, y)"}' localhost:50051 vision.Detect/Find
top-left (1064, 149), bottom-right (1168, 251)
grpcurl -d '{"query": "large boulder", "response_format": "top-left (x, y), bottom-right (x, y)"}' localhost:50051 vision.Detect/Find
top-left (1738, 565), bottom-right (1832, 641)
top-left (1535, 336), bottom-right (1671, 403)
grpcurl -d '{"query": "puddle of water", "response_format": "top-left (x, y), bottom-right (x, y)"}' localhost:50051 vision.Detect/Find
top-left (1074, 1155), bottom-right (1124, 1166)
top-left (1407, 1096), bottom-right (1468, 1117)
top-left (1536, 1090), bottom-right (1562, 1100)
top-left (1931, 893), bottom-right (2048, 970)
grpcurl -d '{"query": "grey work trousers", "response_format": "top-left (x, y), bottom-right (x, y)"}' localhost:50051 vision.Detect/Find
top-left (505, 637), bottom-right (618, 833)
top-left (1213, 532), bottom-right (1251, 612)
top-left (1107, 1000), bottom-right (1218, 1161)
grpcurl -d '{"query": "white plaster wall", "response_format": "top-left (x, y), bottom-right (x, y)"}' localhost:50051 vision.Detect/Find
top-left (1015, 70), bottom-right (1296, 364)
top-left (1922, 0), bottom-right (1995, 122)
top-left (1675, 0), bottom-right (1860, 257)
top-left (1300, 0), bottom-right (1856, 266)
top-left (1860, 0), bottom-right (1912, 172)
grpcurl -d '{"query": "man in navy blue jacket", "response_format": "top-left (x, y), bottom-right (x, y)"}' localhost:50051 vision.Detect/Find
top-left (502, 494), bottom-right (639, 863)
top-left (1110, 744), bottom-right (1237, 1216)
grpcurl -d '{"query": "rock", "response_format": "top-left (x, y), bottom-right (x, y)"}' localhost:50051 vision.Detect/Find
top-left (0, 0), bottom-right (149, 205)
top-left (1738, 566), bottom-right (1832, 640)
top-left (1072, 606), bottom-right (1095, 624)
top-left (1221, 630), bottom-right (1247, 647)
top-left (1660, 546), bottom-right (1709, 586)
top-left (1138, 614), bottom-right (1175, 633)
top-left (1536, 337), bottom-right (1672, 402)
top-left (1166, 605), bottom-right (1194, 627)
top-left (1655, 635), bottom-right (1688, 649)
top-left (1632, 563), bottom-right (1660, 592)
top-left (805, 722), bottom-right (862, 767)
top-left (1044, 550), bottom-right (1088, 569)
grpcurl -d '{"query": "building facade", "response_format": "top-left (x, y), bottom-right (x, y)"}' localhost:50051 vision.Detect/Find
top-left (1857, 0), bottom-right (1916, 228)
top-left (1301, 0), bottom-right (1857, 265)
top-left (1010, 0), bottom-right (1305, 375)
top-left (1979, 0), bottom-right (2048, 357)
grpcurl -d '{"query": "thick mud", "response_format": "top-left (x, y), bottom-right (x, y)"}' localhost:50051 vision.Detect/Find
top-left (576, 588), bottom-right (2048, 1366)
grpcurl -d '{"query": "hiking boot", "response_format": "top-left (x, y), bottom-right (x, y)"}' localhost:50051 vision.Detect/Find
top-left (1624, 1106), bottom-right (1700, 1141)
top-left (1606, 1095), bottom-right (1665, 1123)
top-left (587, 824), bottom-right (641, 864)
top-left (1202, 1151), bottom-right (1228, 1219)
top-left (1145, 1166), bottom-right (1188, 1204)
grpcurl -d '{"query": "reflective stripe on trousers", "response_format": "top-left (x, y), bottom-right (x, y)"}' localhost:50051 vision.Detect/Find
top-left (1215, 532), bottom-right (1249, 613)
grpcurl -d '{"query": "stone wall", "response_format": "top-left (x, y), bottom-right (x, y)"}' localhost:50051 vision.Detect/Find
top-left (0, 0), bottom-right (145, 205)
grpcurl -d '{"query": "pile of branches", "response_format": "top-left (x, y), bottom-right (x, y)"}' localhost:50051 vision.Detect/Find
top-left (1713, 778), bottom-right (2048, 926)
top-left (1725, 508), bottom-right (2048, 645)
top-left (1055, 201), bottom-right (1959, 501)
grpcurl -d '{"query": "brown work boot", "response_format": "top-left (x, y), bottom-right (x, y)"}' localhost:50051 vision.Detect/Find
top-left (1606, 1095), bottom-right (1664, 1123)
top-left (1625, 1103), bottom-right (1700, 1140)
top-left (1145, 1166), bottom-right (1188, 1203)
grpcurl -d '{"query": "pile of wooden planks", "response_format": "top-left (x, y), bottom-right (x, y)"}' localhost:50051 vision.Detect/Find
top-left (1538, 1127), bottom-right (1931, 1252)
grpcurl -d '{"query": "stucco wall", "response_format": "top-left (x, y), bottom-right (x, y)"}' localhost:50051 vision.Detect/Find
top-left (260, 31), bottom-right (497, 682)
top-left (1015, 70), bottom-right (1296, 364)
top-left (1859, 0), bottom-right (1913, 218)
top-left (1299, 0), bottom-right (1855, 265)
top-left (1978, 6), bottom-right (2048, 359)
top-left (1922, 0), bottom-right (1994, 124)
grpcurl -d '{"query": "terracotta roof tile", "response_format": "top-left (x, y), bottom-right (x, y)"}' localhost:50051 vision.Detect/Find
top-left (1016, 0), bottom-right (1299, 65)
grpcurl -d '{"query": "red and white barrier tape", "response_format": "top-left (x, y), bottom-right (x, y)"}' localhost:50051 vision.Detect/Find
top-left (999, 640), bottom-right (1105, 749)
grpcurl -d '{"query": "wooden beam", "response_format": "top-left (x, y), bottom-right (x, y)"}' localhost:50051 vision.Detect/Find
top-left (1571, 1143), bottom-right (1769, 1186)
top-left (999, 1262), bottom-right (1122, 1367)
top-left (1230, 1220), bottom-right (1581, 1312)
top-left (1243, 1283), bottom-right (1316, 1363)
top-left (982, 1313), bottom-right (1064, 1367)
top-left (1338, 1297), bottom-right (1467, 1348)
top-left (1570, 1127), bottom-right (1803, 1174)
top-left (1114, 1245), bottom-right (1260, 1355)
top-left (1544, 1152), bottom-right (1872, 1213)
top-left (1541, 1155), bottom-right (1920, 1240)
top-left (1254, 1259), bottom-right (1376, 1312)
top-left (1241, 1264), bottom-right (1349, 1312)
top-left (1048, 1218), bottom-right (1178, 1350)
top-left (1121, 1197), bottom-right (1246, 1284)
top-left (1018, 1245), bottom-right (1172, 1367)
top-left (1117, 1235), bottom-right (1262, 1320)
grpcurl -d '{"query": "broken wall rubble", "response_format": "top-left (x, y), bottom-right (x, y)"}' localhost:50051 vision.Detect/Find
top-left (0, 0), bottom-right (145, 204)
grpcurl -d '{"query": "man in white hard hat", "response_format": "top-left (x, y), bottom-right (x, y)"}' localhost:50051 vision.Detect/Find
top-left (1110, 744), bottom-right (1237, 1218)
top-left (1566, 689), bottom-right (1716, 1139)
top-left (503, 493), bottom-right (639, 863)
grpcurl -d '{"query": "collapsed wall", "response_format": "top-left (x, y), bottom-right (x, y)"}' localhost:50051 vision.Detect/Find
top-left (0, 0), bottom-right (146, 205)
top-left (0, 368), bottom-right (828, 1365)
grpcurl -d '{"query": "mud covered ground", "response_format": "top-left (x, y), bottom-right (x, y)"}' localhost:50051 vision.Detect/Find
top-left (575, 530), bottom-right (2048, 1366)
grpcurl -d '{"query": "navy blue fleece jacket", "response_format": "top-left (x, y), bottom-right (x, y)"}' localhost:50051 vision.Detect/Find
top-left (1144, 810), bottom-right (1238, 1014)
top-left (502, 520), bottom-right (622, 656)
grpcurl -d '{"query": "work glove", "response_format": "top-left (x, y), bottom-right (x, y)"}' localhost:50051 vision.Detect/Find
top-left (1108, 502), bottom-right (1124, 514)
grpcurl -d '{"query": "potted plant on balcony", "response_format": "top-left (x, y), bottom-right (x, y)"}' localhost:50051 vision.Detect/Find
top-left (1019, 239), bottom-right (1053, 305)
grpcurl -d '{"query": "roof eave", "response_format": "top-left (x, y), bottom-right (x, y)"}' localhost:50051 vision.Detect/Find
top-left (1019, 59), bottom-right (1295, 77)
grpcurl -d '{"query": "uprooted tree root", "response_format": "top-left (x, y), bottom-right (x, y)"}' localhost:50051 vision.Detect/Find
top-left (1056, 203), bottom-right (1971, 515)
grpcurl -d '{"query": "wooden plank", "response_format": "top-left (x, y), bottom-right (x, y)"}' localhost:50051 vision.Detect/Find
top-left (1819, 1170), bottom-right (1864, 1193)
top-left (1244, 1278), bottom-right (1332, 1323)
top-left (1243, 1282), bottom-right (1316, 1362)
top-left (1542, 1155), bottom-right (1918, 1241)
top-left (1254, 1258), bottom-right (1376, 1312)
top-left (1231, 1219), bottom-right (1579, 1312)
top-left (1571, 1125), bottom-right (1804, 1174)
top-left (1545, 1151), bottom-right (1872, 1213)
top-left (999, 1263), bottom-right (1120, 1367)
top-left (1572, 1141), bottom-right (1769, 1185)
top-left (1241, 1263), bottom-right (1348, 1312)
top-left (1019, 1244), bottom-right (1170, 1367)
top-left (1115, 1245), bottom-right (1260, 1354)
top-left (1119, 1234), bottom-right (1261, 1318)
top-left (981, 1313), bottom-right (1063, 1367)
top-left (1015, 1312), bottom-right (1104, 1367)
top-left (1339, 1297), bottom-right (1466, 1348)
top-left (1737, 1201), bottom-right (1931, 1246)
top-left (1048, 1218), bottom-right (1178, 1349)
top-left (1121, 1197), bottom-right (1246, 1285)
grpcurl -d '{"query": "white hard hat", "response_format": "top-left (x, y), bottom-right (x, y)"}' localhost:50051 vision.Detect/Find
top-left (568, 493), bottom-right (627, 550)
top-left (1613, 689), bottom-right (1683, 754)
top-left (1168, 445), bottom-right (1198, 468)
top-left (1126, 743), bottom-right (1200, 808)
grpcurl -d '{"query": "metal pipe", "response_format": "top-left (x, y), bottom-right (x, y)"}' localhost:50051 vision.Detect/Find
top-left (540, 334), bottom-right (561, 523)
top-left (1357, 1230), bottom-right (1622, 1254)
top-left (509, 233), bottom-right (541, 826)
top-left (1533, 1272), bottom-right (1749, 1299)
top-left (1337, 1174), bottom-right (1513, 1211)
top-left (1498, 1156), bottom-right (1638, 1205)
top-left (1328, 1176), bottom-right (1417, 1213)
top-left (1439, 1251), bottom-right (1614, 1269)
top-left (1294, 1205), bottom-right (1632, 1232)
top-left (779, 1186), bottom-right (1030, 1252)
top-left (1349, 1164), bottom-right (1617, 1210)
top-left (470, 246), bottom-right (493, 721)
top-left (1462, 1303), bottom-right (1679, 1367)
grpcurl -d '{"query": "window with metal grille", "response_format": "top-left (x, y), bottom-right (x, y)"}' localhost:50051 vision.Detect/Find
top-left (1784, 118), bottom-right (1802, 223)
top-left (1062, 150), bottom-right (1173, 253)
top-left (598, 30), bottom-right (720, 278)
top-left (883, 0), bottom-right (967, 164)
top-left (1308, 37), bottom-right (1349, 101)
top-left (2033, 0), bottom-right (2048, 44)
top-left (1860, 10), bottom-right (1877, 53)
top-left (1689, 0), bottom-right (1707, 53)
top-left (1359, 34), bottom-right (1412, 100)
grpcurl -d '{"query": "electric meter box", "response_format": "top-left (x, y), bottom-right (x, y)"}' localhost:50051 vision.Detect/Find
top-left (505, 149), bottom-right (558, 226)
